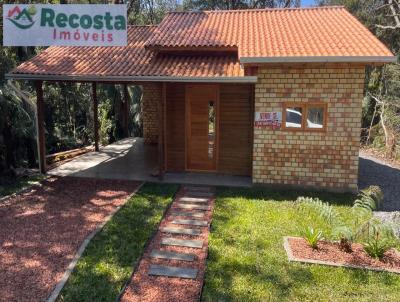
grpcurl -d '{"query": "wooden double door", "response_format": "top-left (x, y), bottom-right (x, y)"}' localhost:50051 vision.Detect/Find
top-left (165, 83), bottom-right (253, 176)
top-left (185, 85), bottom-right (218, 171)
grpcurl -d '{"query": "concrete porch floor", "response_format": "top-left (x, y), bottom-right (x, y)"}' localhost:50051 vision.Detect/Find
top-left (48, 137), bottom-right (252, 187)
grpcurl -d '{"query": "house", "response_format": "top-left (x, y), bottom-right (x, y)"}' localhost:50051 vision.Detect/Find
top-left (7, 6), bottom-right (396, 192)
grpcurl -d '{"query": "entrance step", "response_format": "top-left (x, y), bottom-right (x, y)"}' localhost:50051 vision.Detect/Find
top-left (179, 197), bottom-right (209, 203)
top-left (148, 264), bottom-right (198, 279)
top-left (161, 226), bottom-right (201, 235)
top-left (150, 250), bottom-right (195, 262)
top-left (170, 211), bottom-right (205, 218)
top-left (175, 203), bottom-right (210, 211)
top-left (161, 237), bottom-right (203, 248)
top-left (183, 186), bottom-right (213, 192)
top-left (171, 219), bottom-right (208, 227)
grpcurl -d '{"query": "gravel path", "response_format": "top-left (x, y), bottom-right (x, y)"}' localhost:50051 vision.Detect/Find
top-left (358, 150), bottom-right (400, 211)
top-left (0, 176), bottom-right (140, 302)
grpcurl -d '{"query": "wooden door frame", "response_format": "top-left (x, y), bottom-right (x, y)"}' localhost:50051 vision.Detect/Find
top-left (250, 84), bottom-right (255, 181)
top-left (184, 84), bottom-right (220, 172)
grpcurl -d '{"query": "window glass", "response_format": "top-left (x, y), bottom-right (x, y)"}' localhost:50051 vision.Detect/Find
top-left (285, 107), bottom-right (303, 128)
top-left (307, 106), bottom-right (324, 129)
top-left (208, 101), bottom-right (215, 159)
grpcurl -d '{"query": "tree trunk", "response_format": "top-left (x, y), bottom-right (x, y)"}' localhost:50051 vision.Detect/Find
top-left (3, 126), bottom-right (16, 169)
top-left (380, 102), bottom-right (395, 158)
top-left (367, 101), bottom-right (378, 144)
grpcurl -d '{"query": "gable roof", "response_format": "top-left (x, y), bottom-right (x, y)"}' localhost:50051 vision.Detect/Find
top-left (7, 6), bottom-right (396, 82)
top-left (146, 6), bottom-right (395, 63)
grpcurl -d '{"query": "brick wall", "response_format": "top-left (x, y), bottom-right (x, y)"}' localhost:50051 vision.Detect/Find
top-left (253, 64), bottom-right (365, 192)
top-left (142, 82), bottom-right (161, 144)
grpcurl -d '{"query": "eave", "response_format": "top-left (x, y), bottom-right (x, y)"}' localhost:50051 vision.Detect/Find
top-left (240, 56), bottom-right (397, 64)
top-left (5, 73), bottom-right (258, 83)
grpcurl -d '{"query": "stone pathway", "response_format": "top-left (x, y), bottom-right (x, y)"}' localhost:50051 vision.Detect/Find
top-left (120, 185), bottom-right (215, 302)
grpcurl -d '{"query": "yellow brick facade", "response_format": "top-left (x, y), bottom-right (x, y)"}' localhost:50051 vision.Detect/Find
top-left (142, 82), bottom-right (161, 144)
top-left (253, 64), bottom-right (365, 192)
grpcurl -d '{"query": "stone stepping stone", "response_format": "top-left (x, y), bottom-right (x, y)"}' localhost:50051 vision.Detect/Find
top-left (171, 219), bottom-right (208, 226)
top-left (150, 250), bottom-right (195, 262)
top-left (161, 226), bottom-right (201, 235)
top-left (148, 264), bottom-right (198, 279)
top-left (179, 197), bottom-right (209, 203)
top-left (175, 203), bottom-right (209, 211)
top-left (170, 211), bottom-right (205, 218)
top-left (161, 237), bottom-right (203, 248)
top-left (183, 186), bottom-right (213, 192)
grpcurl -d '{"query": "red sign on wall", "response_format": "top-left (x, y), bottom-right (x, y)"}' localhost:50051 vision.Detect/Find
top-left (254, 111), bottom-right (282, 130)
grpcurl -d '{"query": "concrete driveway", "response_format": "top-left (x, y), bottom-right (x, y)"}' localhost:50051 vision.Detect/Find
top-left (358, 151), bottom-right (400, 211)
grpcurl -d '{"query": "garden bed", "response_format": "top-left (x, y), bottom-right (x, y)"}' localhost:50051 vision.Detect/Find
top-left (284, 236), bottom-right (400, 274)
top-left (0, 176), bottom-right (141, 302)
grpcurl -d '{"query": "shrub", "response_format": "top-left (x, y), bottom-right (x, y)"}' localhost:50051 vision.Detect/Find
top-left (333, 226), bottom-right (354, 252)
top-left (364, 237), bottom-right (390, 259)
top-left (302, 226), bottom-right (323, 249)
top-left (363, 220), bottom-right (396, 259)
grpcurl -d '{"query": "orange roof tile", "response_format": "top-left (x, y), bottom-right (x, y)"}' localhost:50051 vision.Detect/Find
top-left (147, 6), bottom-right (394, 61)
top-left (7, 6), bottom-right (395, 81)
top-left (9, 26), bottom-right (246, 81)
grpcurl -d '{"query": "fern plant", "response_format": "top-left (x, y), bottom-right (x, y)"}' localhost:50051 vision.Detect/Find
top-left (297, 197), bottom-right (339, 225)
top-left (354, 186), bottom-right (383, 211)
top-left (296, 187), bottom-right (391, 254)
top-left (302, 226), bottom-right (323, 249)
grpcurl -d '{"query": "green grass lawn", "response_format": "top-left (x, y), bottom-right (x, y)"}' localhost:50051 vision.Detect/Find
top-left (58, 183), bottom-right (178, 302)
top-left (202, 187), bottom-right (400, 302)
top-left (0, 174), bottom-right (44, 198)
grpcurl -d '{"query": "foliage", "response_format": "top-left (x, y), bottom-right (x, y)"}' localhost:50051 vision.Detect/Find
top-left (364, 237), bottom-right (390, 259)
top-left (203, 187), bottom-right (400, 301)
top-left (302, 226), bottom-right (323, 249)
top-left (296, 186), bottom-right (397, 255)
top-left (354, 185), bottom-right (384, 210)
top-left (183, 0), bottom-right (300, 10)
top-left (320, 0), bottom-right (400, 159)
top-left (58, 183), bottom-right (178, 302)
top-left (362, 219), bottom-right (396, 258)
top-left (43, 82), bottom-right (93, 154)
top-left (297, 196), bottom-right (339, 224)
top-left (0, 84), bottom-right (36, 171)
top-left (0, 173), bottom-right (44, 198)
top-left (365, 64), bottom-right (400, 158)
top-left (99, 99), bottom-right (115, 146)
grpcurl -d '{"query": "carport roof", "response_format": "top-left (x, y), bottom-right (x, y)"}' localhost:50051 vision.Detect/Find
top-left (7, 26), bottom-right (250, 82)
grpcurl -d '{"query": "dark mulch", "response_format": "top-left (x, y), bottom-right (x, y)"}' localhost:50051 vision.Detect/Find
top-left (288, 237), bottom-right (400, 273)
top-left (120, 187), bottom-right (215, 302)
top-left (0, 176), bottom-right (140, 302)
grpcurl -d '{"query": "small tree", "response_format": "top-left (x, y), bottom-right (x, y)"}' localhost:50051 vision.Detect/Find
top-left (367, 64), bottom-right (400, 158)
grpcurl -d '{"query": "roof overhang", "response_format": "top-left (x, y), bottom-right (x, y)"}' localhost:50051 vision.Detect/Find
top-left (5, 73), bottom-right (258, 83)
top-left (240, 56), bottom-right (397, 64)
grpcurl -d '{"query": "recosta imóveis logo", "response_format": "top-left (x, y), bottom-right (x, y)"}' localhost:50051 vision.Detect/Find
top-left (7, 5), bottom-right (37, 29)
